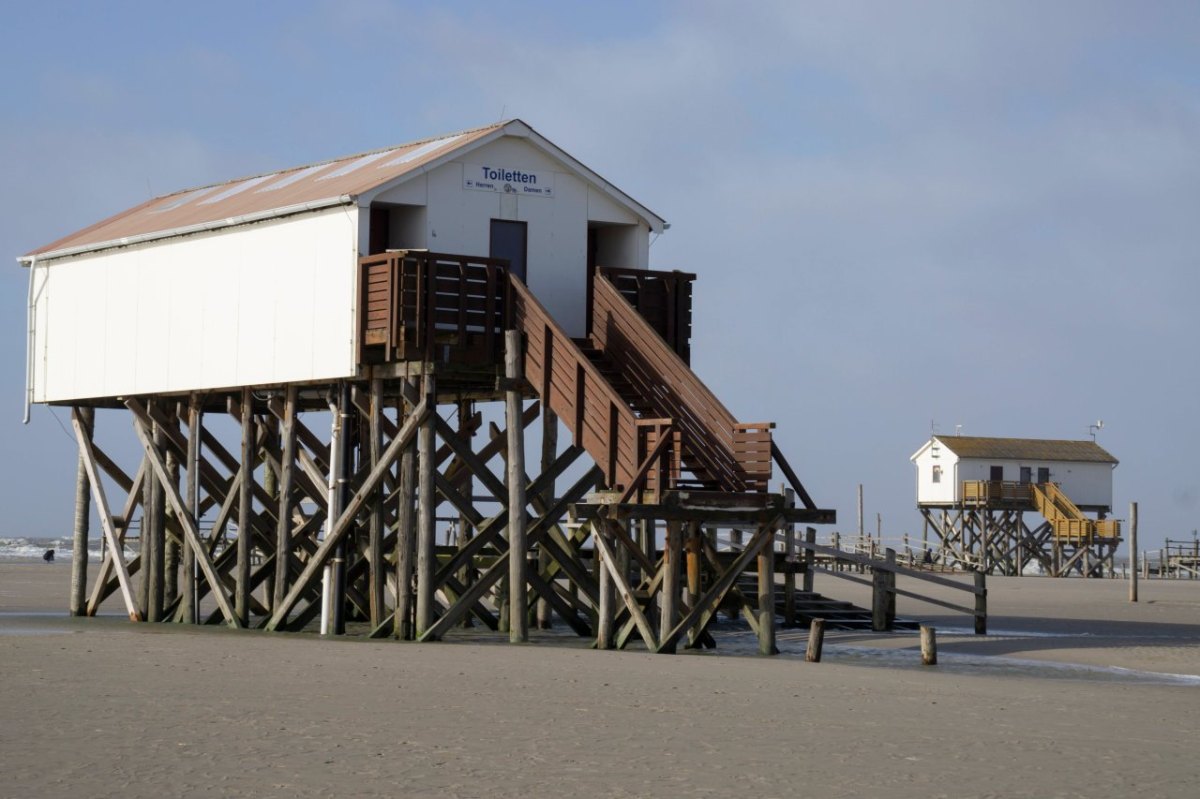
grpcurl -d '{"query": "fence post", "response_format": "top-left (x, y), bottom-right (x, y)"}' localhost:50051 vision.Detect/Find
top-left (1129, 501), bottom-right (1138, 603)
top-left (806, 618), bottom-right (825, 663)
top-left (974, 570), bottom-right (987, 635)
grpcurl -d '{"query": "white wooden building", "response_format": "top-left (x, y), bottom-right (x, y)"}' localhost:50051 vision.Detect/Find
top-left (20, 119), bottom-right (666, 405)
top-left (911, 435), bottom-right (1117, 511)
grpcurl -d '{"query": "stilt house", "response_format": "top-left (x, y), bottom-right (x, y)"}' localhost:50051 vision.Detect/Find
top-left (18, 119), bottom-right (832, 653)
top-left (911, 435), bottom-right (1120, 577)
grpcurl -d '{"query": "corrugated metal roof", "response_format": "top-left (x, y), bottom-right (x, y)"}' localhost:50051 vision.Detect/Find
top-left (23, 120), bottom-right (668, 262)
top-left (933, 436), bottom-right (1118, 464)
top-left (23, 124), bottom-right (506, 260)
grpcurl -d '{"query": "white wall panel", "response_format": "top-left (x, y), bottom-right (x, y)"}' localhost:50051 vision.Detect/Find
top-left (33, 207), bottom-right (357, 402)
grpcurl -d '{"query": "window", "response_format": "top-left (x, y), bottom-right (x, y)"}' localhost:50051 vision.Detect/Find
top-left (932, 465), bottom-right (942, 484)
top-left (990, 465), bottom-right (1004, 481)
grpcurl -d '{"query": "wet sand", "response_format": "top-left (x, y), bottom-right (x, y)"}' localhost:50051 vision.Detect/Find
top-left (2, 561), bottom-right (1199, 798)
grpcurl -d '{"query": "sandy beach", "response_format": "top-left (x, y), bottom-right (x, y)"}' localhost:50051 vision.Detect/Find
top-left (2, 561), bottom-right (1199, 799)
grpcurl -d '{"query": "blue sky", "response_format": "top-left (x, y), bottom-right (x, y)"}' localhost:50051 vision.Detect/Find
top-left (3, 1), bottom-right (1198, 551)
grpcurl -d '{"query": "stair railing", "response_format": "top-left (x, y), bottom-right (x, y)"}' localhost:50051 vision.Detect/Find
top-left (590, 272), bottom-right (772, 492)
top-left (510, 274), bottom-right (651, 493)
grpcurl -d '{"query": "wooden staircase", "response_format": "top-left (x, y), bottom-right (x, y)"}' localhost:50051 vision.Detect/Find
top-left (1030, 482), bottom-right (1121, 542)
top-left (511, 269), bottom-right (775, 498)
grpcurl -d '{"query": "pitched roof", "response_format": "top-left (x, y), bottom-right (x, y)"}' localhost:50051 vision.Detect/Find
top-left (21, 119), bottom-right (665, 262)
top-left (931, 436), bottom-right (1118, 464)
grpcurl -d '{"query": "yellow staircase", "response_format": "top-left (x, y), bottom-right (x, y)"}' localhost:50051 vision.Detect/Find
top-left (1030, 482), bottom-right (1120, 542)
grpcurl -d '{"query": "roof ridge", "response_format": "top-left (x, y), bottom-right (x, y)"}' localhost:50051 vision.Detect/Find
top-left (152, 121), bottom-right (509, 201)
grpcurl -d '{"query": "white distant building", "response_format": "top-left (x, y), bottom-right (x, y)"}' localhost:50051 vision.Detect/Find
top-left (911, 435), bottom-right (1117, 512)
top-left (19, 119), bottom-right (666, 405)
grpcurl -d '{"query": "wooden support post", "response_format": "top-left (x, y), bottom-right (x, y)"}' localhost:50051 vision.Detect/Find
top-left (273, 385), bottom-right (297, 617)
top-left (537, 408), bottom-right (558, 630)
top-left (685, 522), bottom-right (702, 646)
top-left (783, 523), bottom-right (796, 627)
top-left (138, 462), bottom-right (152, 619)
top-left (974, 570), bottom-right (987, 635)
top-left (757, 525), bottom-right (776, 655)
top-left (236, 387), bottom-right (253, 627)
top-left (182, 397), bottom-right (200, 625)
top-left (69, 407), bottom-right (94, 616)
top-left (920, 625), bottom-right (937, 665)
top-left (872, 564), bottom-right (888, 632)
top-left (803, 527), bottom-right (816, 593)
top-left (885, 547), bottom-right (896, 629)
top-left (457, 399), bottom-right (476, 628)
top-left (367, 377), bottom-right (386, 628)
top-left (659, 521), bottom-right (682, 654)
top-left (597, 525), bottom-right (615, 650)
top-left (415, 374), bottom-right (437, 640)
top-left (147, 417), bottom-right (167, 623)
top-left (805, 618), bottom-right (825, 663)
top-left (163, 444), bottom-right (180, 610)
top-left (394, 382), bottom-right (418, 640)
top-left (1129, 501), bottom-right (1139, 603)
top-left (506, 330), bottom-right (529, 644)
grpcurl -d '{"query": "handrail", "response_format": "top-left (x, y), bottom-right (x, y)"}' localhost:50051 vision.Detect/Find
top-left (509, 274), bottom-right (647, 492)
top-left (592, 264), bottom-right (695, 363)
top-left (591, 273), bottom-right (771, 491)
top-left (358, 250), bottom-right (510, 365)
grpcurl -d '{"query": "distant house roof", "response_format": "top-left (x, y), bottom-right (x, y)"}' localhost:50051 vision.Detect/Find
top-left (20, 118), bottom-right (665, 263)
top-left (925, 436), bottom-right (1118, 464)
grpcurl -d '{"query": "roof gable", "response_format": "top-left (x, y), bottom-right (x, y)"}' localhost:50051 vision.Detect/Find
top-left (21, 119), bottom-right (665, 263)
top-left (929, 435), bottom-right (1118, 464)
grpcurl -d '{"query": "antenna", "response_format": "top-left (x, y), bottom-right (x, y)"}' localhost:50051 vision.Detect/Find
top-left (954, 424), bottom-right (963, 436)
top-left (1089, 419), bottom-right (1104, 441)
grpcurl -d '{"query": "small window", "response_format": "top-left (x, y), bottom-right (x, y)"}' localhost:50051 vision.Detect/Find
top-left (932, 465), bottom-right (942, 484)
top-left (990, 465), bottom-right (1004, 481)
top-left (1019, 466), bottom-right (1031, 484)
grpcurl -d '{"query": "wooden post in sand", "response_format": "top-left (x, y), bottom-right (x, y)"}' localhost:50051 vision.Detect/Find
top-left (974, 570), bottom-right (987, 635)
top-left (182, 397), bottom-right (200, 625)
top-left (70, 407), bottom-right (94, 616)
top-left (415, 375), bottom-right (437, 640)
top-left (686, 522), bottom-right (702, 646)
top-left (920, 625), bottom-right (937, 665)
top-left (1128, 501), bottom-right (1139, 603)
top-left (505, 330), bottom-right (529, 644)
top-left (805, 618), bottom-right (825, 662)
top-left (394, 381), bottom-right (417, 640)
top-left (803, 528), bottom-right (816, 592)
top-left (757, 524), bottom-right (776, 655)
top-left (660, 521), bottom-right (682, 654)
top-left (597, 525), bottom-right (615, 650)
top-left (236, 387), bottom-right (253, 627)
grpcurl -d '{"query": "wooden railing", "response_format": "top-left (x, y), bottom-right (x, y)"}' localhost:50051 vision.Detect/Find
top-left (511, 275), bottom-right (668, 494)
top-left (358, 250), bottom-right (510, 365)
top-left (590, 272), bottom-right (772, 492)
top-left (592, 265), bottom-right (695, 364)
top-left (962, 480), bottom-right (1033, 505)
top-left (1031, 482), bottom-right (1121, 542)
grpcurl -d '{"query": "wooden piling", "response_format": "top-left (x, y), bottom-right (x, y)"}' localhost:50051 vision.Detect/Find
top-left (69, 407), bottom-right (93, 616)
top-left (885, 547), bottom-right (896, 628)
top-left (273, 385), bottom-right (297, 616)
top-left (236, 387), bottom-right (253, 627)
top-left (394, 382), bottom-right (418, 640)
top-left (805, 618), bottom-right (825, 663)
top-left (597, 525), bottom-right (615, 650)
top-left (685, 522), bottom-right (702, 646)
top-left (871, 565), bottom-right (888, 632)
top-left (920, 625), bottom-right (937, 665)
top-left (1129, 501), bottom-right (1139, 602)
top-left (415, 374), bottom-right (437, 639)
top-left (757, 525), bottom-right (776, 655)
top-left (659, 520), bottom-right (682, 654)
top-left (367, 377), bottom-right (386, 628)
top-left (803, 527), bottom-right (816, 593)
top-left (181, 396), bottom-right (200, 625)
top-left (783, 522), bottom-right (796, 626)
top-left (163, 446), bottom-right (180, 609)
top-left (505, 330), bottom-right (529, 644)
top-left (974, 570), bottom-right (987, 635)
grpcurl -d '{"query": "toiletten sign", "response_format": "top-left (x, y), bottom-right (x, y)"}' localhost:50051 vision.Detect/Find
top-left (464, 164), bottom-right (554, 197)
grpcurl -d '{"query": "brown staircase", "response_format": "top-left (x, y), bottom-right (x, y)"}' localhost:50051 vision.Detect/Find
top-left (511, 269), bottom-right (774, 498)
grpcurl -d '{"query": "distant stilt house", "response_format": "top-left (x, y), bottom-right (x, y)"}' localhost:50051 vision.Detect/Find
top-left (910, 435), bottom-right (1120, 576)
top-left (19, 119), bottom-right (833, 653)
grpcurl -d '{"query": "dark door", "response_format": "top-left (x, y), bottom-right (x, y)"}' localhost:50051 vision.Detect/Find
top-left (1038, 467), bottom-right (1051, 484)
top-left (490, 220), bottom-right (527, 283)
top-left (1019, 466), bottom-right (1031, 484)
top-left (990, 465), bottom-right (1004, 481)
